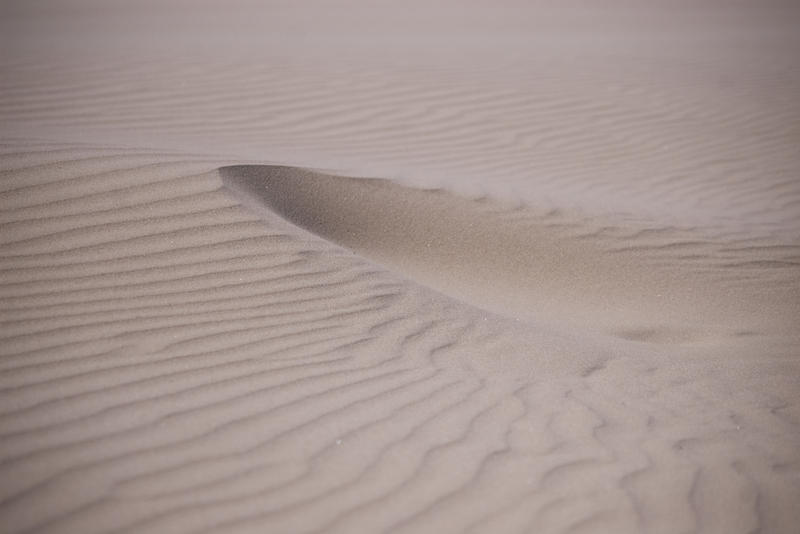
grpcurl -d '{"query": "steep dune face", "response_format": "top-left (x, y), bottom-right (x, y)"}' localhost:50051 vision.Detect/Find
top-left (221, 164), bottom-right (800, 343)
top-left (2, 1), bottom-right (800, 533)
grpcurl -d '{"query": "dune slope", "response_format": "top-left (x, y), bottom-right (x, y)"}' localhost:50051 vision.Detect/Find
top-left (222, 164), bottom-right (800, 343)
top-left (0, 145), bottom-right (798, 534)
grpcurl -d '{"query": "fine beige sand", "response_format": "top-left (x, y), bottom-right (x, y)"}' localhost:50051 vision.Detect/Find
top-left (1, 1), bottom-right (799, 533)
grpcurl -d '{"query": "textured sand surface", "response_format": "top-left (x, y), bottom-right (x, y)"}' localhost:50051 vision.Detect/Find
top-left (1, 1), bottom-right (800, 533)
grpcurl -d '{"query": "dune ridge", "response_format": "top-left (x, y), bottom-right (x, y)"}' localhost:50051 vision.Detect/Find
top-left (221, 164), bottom-right (800, 344)
top-left (0, 143), bottom-right (798, 534)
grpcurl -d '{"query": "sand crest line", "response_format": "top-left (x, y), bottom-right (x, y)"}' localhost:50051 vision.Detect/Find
top-left (220, 165), bottom-right (799, 344)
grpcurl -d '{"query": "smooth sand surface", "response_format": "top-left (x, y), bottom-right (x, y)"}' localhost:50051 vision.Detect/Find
top-left (1, 1), bottom-right (799, 533)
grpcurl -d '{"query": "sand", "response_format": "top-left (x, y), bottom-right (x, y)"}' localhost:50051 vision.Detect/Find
top-left (1, 1), bottom-right (799, 533)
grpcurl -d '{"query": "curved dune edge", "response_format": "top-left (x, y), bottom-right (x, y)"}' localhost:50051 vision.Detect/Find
top-left (220, 165), bottom-right (800, 344)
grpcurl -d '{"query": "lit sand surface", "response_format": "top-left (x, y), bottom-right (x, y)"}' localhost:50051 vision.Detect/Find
top-left (1, 2), bottom-right (799, 533)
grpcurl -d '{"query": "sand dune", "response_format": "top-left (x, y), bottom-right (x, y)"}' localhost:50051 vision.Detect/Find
top-left (2, 1), bottom-right (800, 533)
top-left (1, 144), bottom-right (798, 534)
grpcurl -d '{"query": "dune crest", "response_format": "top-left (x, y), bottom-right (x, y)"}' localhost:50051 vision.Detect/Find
top-left (221, 165), bottom-right (800, 344)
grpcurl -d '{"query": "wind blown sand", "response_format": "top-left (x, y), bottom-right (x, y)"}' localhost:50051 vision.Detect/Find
top-left (1, 1), bottom-right (799, 533)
